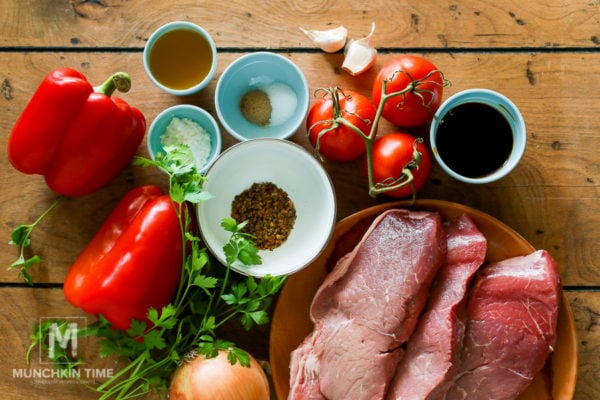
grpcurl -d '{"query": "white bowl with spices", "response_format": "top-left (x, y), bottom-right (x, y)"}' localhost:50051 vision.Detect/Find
top-left (147, 104), bottom-right (222, 173)
top-left (214, 52), bottom-right (310, 141)
top-left (197, 139), bottom-right (336, 277)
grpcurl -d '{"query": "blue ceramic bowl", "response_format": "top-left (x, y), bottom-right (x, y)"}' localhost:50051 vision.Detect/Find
top-left (429, 88), bottom-right (526, 184)
top-left (143, 21), bottom-right (218, 96)
top-left (215, 52), bottom-right (310, 141)
top-left (147, 104), bottom-right (222, 173)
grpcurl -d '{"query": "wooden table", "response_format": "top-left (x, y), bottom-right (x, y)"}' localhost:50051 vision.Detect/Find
top-left (1, 1), bottom-right (598, 399)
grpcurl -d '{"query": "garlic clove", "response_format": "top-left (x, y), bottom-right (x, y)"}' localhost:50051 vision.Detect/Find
top-left (300, 25), bottom-right (348, 53)
top-left (342, 22), bottom-right (377, 76)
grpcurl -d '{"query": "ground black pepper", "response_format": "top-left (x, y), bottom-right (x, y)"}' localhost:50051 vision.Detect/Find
top-left (231, 182), bottom-right (296, 250)
top-left (239, 89), bottom-right (272, 126)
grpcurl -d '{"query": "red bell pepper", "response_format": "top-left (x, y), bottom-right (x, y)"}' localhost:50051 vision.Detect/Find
top-left (63, 185), bottom-right (183, 331)
top-left (7, 67), bottom-right (146, 197)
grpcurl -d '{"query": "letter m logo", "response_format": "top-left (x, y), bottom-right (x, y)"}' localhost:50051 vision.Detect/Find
top-left (39, 317), bottom-right (87, 364)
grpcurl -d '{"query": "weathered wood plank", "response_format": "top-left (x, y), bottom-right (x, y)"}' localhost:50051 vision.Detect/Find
top-left (0, 0), bottom-right (599, 49)
top-left (0, 288), bottom-right (112, 399)
top-left (0, 288), bottom-right (594, 399)
top-left (1, 1), bottom-right (599, 398)
top-left (1, 52), bottom-right (598, 286)
top-left (568, 290), bottom-right (600, 400)
top-left (0, 286), bottom-right (271, 399)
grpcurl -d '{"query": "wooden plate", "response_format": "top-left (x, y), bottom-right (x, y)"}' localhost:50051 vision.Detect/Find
top-left (270, 200), bottom-right (578, 400)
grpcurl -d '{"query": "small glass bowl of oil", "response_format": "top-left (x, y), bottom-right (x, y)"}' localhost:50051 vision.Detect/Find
top-left (429, 88), bottom-right (526, 184)
top-left (143, 21), bottom-right (217, 96)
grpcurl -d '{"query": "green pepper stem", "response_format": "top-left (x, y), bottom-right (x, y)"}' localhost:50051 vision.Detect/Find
top-left (94, 72), bottom-right (132, 97)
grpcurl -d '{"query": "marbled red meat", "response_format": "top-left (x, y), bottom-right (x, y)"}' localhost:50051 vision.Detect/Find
top-left (288, 209), bottom-right (447, 400)
top-left (288, 210), bottom-right (560, 400)
top-left (440, 249), bottom-right (561, 400)
top-left (386, 214), bottom-right (487, 400)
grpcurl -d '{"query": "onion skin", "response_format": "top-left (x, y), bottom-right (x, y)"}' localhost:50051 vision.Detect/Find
top-left (169, 350), bottom-right (270, 400)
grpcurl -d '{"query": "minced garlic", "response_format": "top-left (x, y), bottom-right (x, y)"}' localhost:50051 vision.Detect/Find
top-left (161, 116), bottom-right (211, 171)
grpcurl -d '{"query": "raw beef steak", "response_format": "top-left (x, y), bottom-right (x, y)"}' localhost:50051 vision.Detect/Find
top-left (289, 209), bottom-right (447, 400)
top-left (387, 213), bottom-right (487, 400)
top-left (441, 249), bottom-right (561, 400)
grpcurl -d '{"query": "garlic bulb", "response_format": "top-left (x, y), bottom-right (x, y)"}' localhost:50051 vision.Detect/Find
top-left (300, 26), bottom-right (348, 53)
top-left (342, 22), bottom-right (377, 76)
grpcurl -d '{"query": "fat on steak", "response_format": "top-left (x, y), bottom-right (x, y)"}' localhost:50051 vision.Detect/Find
top-left (288, 209), bottom-right (447, 400)
top-left (386, 213), bottom-right (487, 400)
top-left (440, 249), bottom-right (561, 400)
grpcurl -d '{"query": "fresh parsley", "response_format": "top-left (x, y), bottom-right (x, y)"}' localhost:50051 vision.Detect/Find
top-left (27, 145), bottom-right (287, 399)
top-left (8, 196), bottom-right (64, 284)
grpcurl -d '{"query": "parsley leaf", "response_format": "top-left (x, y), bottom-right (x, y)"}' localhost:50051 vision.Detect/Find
top-left (8, 196), bottom-right (64, 284)
top-left (26, 148), bottom-right (288, 398)
top-left (193, 274), bottom-right (219, 290)
top-left (147, 305), bottom-right (178, 330)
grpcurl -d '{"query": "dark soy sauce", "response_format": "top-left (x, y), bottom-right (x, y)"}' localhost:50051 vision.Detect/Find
top-left (435, 102), bottom-right (513, 178)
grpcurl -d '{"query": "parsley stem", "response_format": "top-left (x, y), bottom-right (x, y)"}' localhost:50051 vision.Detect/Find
top-left (173, 198), bottom-right (190, 306)
top-left (216, 258), bottom-right (231, 310)
top-left (55, 152), bottom-right (284, 399)
top-left (93, 356), bottom-right (141, 392)
top-left (9, 195), bottom-right (65, 283)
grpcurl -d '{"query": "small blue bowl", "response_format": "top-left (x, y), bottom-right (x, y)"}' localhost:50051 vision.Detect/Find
top-left (143, 21), bottom-right (218, 96)
top-left (215, 52), bottom-right (310, 141)
top-left (147, 104), bottom-right (222, 173)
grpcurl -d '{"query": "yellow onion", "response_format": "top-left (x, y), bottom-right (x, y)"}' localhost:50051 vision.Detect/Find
top-left (169, 349), bottom-right (270, 400)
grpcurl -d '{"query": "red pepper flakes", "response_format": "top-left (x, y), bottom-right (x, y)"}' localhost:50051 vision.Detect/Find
top-left (231, 182), bottom-right (296, 250)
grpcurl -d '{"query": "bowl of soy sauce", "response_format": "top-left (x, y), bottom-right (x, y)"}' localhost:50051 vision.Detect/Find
top-left (430, 89), bottom-right (526, 184)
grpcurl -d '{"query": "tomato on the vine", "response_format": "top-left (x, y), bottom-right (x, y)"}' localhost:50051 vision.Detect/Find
top-left (372, 55), bottom-right (445, 128)
top-left (307, 88), bottom-right (376, 162)
top-left (367, 132), bottom-right (432, 198)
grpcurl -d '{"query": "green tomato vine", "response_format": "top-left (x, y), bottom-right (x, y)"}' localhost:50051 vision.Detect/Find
top-left (311, 69), bottom-right (449, 199)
